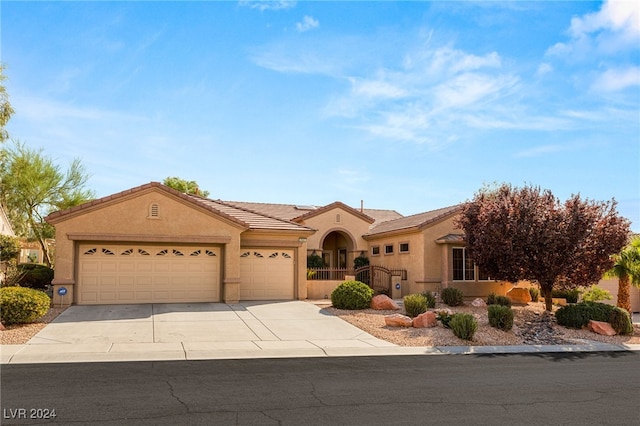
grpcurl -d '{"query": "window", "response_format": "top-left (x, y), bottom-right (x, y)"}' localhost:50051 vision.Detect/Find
top-left (335, 213), bottom-right (341, 223)
top-left (452, 247), bottom-right (491, 281)
top-left (399, 242), bottom-right (409, 253)
top-left (384, 244), bottom-right (394, 255)
top-left (371, 246), bottom-right (380, 256)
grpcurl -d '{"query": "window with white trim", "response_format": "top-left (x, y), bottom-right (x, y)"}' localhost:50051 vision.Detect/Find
top-left (399, 242), bottom-right (409, 253)
top-left (371, 246), bottom-right (380, 256)
top-left (384, 244), bottom-right (394, 255)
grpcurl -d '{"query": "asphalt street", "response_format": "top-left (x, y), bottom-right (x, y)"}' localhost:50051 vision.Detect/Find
top-left (1, 352), bottom-right (639, 425)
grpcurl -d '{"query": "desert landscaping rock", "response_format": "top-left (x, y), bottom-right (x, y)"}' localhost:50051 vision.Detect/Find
top-left (588, 320), bottom-right (617, 336)
top-left (384, 313), bottom-right (413, 327)
top-left (413, 311), bottom-right (438, 328)
top-left (371, 294), bottom-right (400, 310)
top-left (471, 298), bottom-right (486, 307)
top-left (507, 287), bottom-right (532, 304)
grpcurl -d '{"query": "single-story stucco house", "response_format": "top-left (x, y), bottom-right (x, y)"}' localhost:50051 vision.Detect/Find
top-left (45, 182), bottom-right (637, 310)
top-left (45, 182), bottom-right (511, 306)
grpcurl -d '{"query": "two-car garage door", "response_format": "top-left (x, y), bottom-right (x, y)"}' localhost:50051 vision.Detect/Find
top-left (78, 244), bottom-right (221, 305)
top-left (77, 244), bottom-right (295, 304)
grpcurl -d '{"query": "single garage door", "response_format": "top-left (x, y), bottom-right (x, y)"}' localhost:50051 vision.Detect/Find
top-left (239, 249), bottom-right (294, 300)
top-left (78, 244), bottom-right (221, 304)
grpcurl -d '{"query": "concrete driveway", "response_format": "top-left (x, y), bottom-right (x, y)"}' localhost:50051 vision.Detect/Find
top-left (2, 301), bottom-right (402, 364)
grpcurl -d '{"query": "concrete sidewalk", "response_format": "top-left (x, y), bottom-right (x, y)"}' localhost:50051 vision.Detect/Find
top-left (2, 302), bottom-right (639, 364)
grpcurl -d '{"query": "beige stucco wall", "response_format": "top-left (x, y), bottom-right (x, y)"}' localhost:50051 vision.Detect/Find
top-left (596, 277), bottom-right (640, 313)
top-left (298, 207), bottom-right (370, 267)
top-left (49, 188), bottom-right (244, 305)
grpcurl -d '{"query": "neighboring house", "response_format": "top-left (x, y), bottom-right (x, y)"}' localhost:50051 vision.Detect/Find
top-left (49, 182), bottom-right (633, 308)
top-left (0, 204), bottom-right (15, 237)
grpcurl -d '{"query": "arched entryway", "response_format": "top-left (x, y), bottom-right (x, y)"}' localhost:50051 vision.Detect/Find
top-left (320, 229), bottom-right (356, 269)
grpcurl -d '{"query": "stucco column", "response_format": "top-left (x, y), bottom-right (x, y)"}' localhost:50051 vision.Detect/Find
top-left (296, 241), bottom-right (308, 300)
top-left (51, 234), bottom-right (75, 306)
top-left (223, 235), bottom-right (241, 303)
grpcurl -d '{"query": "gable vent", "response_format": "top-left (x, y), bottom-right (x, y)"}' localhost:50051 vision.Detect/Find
top-left (149, 203), bottom-right (160, 218)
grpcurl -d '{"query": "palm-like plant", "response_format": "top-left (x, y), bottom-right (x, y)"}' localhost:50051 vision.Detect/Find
top-left (605, 236), bottom-right (640, 313)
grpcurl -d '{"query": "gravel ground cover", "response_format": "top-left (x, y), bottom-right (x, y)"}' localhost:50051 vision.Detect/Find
top-left (323, 302), bottom-right (640, 347)
top-left (1, 307), bottom-right (67, 345)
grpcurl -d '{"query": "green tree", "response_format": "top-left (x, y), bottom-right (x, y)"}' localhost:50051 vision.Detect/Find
top-left (162, 176), bottom-right (210, 197)
top-left (0, 64), bottom-right (14, 144)
top-left (0, 234), bottom-right (20, 261)
top-left (456, 183), bottom-right (630, 311)
top-left (0, 141), bottom-right (95, 267)
top-left (605, 236), bottom-right (640, 313)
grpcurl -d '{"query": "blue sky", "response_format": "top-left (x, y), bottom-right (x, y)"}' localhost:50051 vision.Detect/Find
top-left (3, 1), bottom-right (639, 230)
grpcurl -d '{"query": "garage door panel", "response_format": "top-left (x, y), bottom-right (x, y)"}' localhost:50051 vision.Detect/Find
top-left (78, 244), bottom-right (221, 304)
top-left (239, 249), bottom-right (294, 300)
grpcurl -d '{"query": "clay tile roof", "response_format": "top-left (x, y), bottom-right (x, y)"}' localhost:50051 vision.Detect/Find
top-left (365, 205), bottom-right (462, 237)
top-left (191, 197), bottom-right (315, 232)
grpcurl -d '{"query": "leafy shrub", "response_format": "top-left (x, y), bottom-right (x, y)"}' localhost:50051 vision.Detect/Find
top-left (609, 307), bottom-right (633, 335)
top-left (581, 285), bottom-right (612, 302)
top-left (0, 286), bottom-right (50, 325)
top-left (529, 287), bottom-right (540, 302)
top-left (331, 280), bottom-right (374, 310)
top-left (353, 255), bottom-right (369, 269)
top-left (436, 310), bottom-right (453, 328)
top-left (555, 302), bottom-right (616, 328)
top-left (15, 264), bottom-right (54, 290)
top-left (449, 313), bottom-right (478, 340)
top-left (488, 305), bottom-right (514, 331)
top-left (552, 288), bottom-right (580, 304)
top-left (441, 287), bottom-right (464, 307)
top-left (404, 294), bottom-right (428, 318)
top-left (421, 291), bottom-right (437, 309)
top-left (0, 234), bottom-right (21, 260)
top-left (486, 293), bottom-right (512, 307)
top-left (307, 253), bottom-right (324, 268)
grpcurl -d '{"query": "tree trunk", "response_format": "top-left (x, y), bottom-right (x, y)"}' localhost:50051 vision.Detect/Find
top-left (617, 275), bottom-right (631, 314)
top-left (542, 286), bottom-right (553, 312)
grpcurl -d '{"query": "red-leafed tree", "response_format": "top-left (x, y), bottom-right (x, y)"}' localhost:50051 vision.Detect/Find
top-left (455, 184), bottom-right (630, 311)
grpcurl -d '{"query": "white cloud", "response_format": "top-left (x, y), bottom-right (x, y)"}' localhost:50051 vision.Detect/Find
top-left (536, 62), bottom-right (553, 76)
top-left (591, 66), bottom-right (640, 92)
top-left (239, 1), bottom-right (296, 12)
top-left (514, 144), bottom-right (564, 158)
top-left (296, 15), bottom-right (319, 33)
top-left (548, 0), bottom-right (640, 57)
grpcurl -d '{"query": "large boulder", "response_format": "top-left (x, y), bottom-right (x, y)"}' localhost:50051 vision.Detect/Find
top-left (371, 294), bottom-right (400, 310)
top-left (413, 311), bottom-right (438, 328)
top-left (507, 287), bottom-right (532, 305)
top-left (384, 314), bottom-right (413, 327)
top-left (588, 320), bottom-right (616, 336)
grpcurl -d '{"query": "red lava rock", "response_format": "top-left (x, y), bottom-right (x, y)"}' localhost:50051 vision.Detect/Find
top-left (384, 313), bottom-right (413, 327)
top-left (413, 311), bottom-right (438, 328)
top-left (371, 294), bottom-right (400, 310)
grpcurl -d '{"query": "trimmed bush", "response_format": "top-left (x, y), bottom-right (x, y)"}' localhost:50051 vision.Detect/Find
top-left (15, 264), bottom-right (54, 290)
top-left (609, 307), bottom-right (633, 335)
top-left (486, 293), bottom-right (512, 307)
top-left (404, 294), bottom-right (428, 318)
top-left (529, 287), bottom-right (540, 302)
top-left (441, 287), bottom-right (464, 307)
top-left (331, 280), bottom-right (374, 310)
top-left (449, 313), bottom-right (478, 340)
top-left (421, 291), bottom-right (437, 309)
top-left (552, 289), bottom-right (580, 304)
top-left (555, 301), bottom-right (616, 329)
top-left (0, 286), bottom-right (50, 325)
top-left (488, 305), bottom-right (514, 331)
